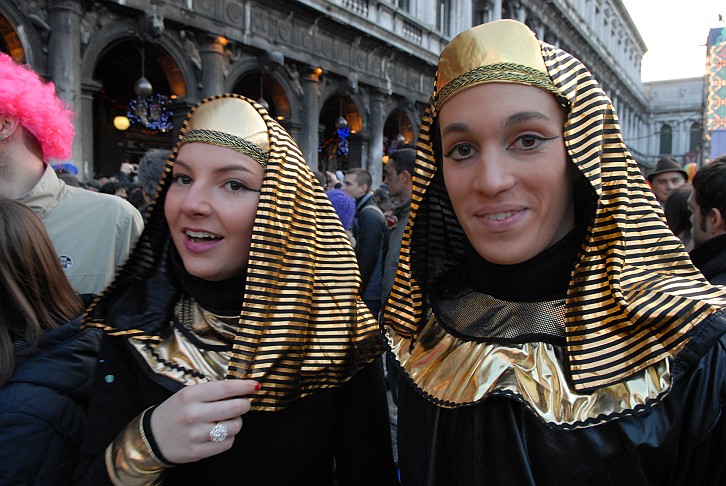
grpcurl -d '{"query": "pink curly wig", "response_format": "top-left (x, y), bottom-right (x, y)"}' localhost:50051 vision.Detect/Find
top-left (0, 53), bottom-right (75, 161)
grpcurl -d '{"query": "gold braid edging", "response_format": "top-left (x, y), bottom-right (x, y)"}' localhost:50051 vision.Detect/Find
top-left (435, 63), bottom-right (559, 110)
top-left (180, 129), bottom-right (268, 167)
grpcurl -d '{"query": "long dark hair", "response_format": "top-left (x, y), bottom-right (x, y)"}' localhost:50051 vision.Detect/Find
top-left (0, 199), bottom-right (83, 386)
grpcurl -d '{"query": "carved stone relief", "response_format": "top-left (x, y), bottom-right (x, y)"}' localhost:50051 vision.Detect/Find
top-left (226, 1), bottom-right (243, 24)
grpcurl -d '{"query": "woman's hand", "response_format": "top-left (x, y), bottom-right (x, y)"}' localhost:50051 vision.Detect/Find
top-left (150, 379), bottom-right (259, 464)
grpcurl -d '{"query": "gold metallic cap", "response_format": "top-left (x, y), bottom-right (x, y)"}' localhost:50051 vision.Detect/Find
top-left (179, 96), bottom-right (270, 167)
top-left (435, 19), bottom-right (559, 110)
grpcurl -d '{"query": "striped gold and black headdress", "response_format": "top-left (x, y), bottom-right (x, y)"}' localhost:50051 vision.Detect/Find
top-left (84, 94), bottom-right (383, 410)
top-left (382, 20), bottom-right (726, 395)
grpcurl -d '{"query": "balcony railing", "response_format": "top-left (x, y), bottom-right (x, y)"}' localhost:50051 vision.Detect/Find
top-left (342, 0), bottom-right (368, 16)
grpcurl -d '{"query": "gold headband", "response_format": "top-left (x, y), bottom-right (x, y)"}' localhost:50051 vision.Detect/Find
top-left (179, 129), bottom-right (269, 167)
top-left (435, 19), bottom-right (559, 110)
top-left (178, 96), bottom-right (270, 167)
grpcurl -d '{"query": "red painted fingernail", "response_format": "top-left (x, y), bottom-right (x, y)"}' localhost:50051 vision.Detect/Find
top-left (254, 382), bottom-right (261, 391)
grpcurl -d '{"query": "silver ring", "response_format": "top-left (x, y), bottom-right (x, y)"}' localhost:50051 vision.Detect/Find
top-left (209, 422), bottom-right (228, 443)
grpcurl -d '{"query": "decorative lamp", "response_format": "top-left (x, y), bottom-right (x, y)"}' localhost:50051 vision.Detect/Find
top-left (113, 115), bottom-right (130, 131)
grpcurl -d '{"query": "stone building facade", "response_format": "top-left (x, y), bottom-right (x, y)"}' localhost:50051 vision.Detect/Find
top-left (0, 0), bottom-right (703, 183)
top-left (644, 78), bottom-right (704, 167)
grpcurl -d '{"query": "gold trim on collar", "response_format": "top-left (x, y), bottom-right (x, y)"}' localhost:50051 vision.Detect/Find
top-left (387, 314), bottom-right (672, 427)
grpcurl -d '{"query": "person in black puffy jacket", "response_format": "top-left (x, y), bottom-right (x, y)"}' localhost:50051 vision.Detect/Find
top-left (0, 198), bottom-right (100, 484)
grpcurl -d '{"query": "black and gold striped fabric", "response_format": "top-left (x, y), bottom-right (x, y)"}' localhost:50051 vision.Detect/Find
top-left (84, 94), bottom-right (383, 410)
top-left (382, 22), bottom-right (726, 392)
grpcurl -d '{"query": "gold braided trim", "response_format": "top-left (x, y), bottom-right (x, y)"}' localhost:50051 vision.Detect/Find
top-left (435, 63), bottom-right (559, 110)
top-left (179, 129), bottom-right (268, 168)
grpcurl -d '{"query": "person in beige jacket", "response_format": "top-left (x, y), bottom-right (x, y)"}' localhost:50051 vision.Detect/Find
top-left (0, 53), bottom-right (143, 300)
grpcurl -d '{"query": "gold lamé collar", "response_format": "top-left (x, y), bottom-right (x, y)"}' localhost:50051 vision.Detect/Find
top-left (387, 314), bottom-right (672, 428)
top-left (128, 298), bottom-right (236, 386)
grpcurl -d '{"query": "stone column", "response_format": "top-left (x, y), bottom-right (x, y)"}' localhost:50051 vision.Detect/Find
top-left (492, 0), bottom-right (503, 20)
top-left (200, 36), bottom-right (226, 98)
top-left (81, 81), bottom-right (101, 179)
top-left (301, 68), bottom-right (322, 170)
top-left (170, 98), bottom-right (195, 140)
top-left (48, 0), bottom-right (83, 173)
top-left (456, 0), bottom-right (473, 33)
top-left (515, 1), bottom-right (527, 23)
top-left (367, 91), bottom-right (386, 187)
top-left (423, 0), bottom-right (438, 27)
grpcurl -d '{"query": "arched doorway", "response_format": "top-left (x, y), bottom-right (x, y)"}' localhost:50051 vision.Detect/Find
top-left (231, 71), bottom-right (291, 124)
top-left (383, 109), bottom-right (415, 155)
top-left (92, 40), bottom-right (183, 177)
top-left (0, 13), bottom-right (24, 62)
top-left (319, 94), bottom-right (362, 173)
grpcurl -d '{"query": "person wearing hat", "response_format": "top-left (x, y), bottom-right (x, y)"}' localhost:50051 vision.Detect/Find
top-left (0, 53), bottom-right (143, 299)
top-left (382, 19), bottom-right (726, 485)
top-left (326, 188), bottom-right (357, 247)
top-left (76, 94), bottom-right (396, 485)
top-left (647, 156), bottom-right (689, 206)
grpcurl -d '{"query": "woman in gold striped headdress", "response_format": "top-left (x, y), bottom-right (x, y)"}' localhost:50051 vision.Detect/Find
top-left (383, 19), bottom-right (726, 485)
top-left (76, 94), bottom-right (397, 485)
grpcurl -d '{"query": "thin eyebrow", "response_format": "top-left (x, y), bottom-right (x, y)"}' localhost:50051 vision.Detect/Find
top-left (441, 111), bottom-right (553, 136)
top-left (441, 122), bottom-right (470, 137)
top-left (504, 111), bottom-right (552, 127)
top-left (173, 159), bottom-right (258, 176)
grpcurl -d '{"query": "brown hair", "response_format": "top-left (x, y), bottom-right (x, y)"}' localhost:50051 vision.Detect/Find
top-left (0, 198), bottom-right (83, 386)
top-left (345, 167), bottom-right (372, 190)
top-left (692, 157), bottom-right (726, 231)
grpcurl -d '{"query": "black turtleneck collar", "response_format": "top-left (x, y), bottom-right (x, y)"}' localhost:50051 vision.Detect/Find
top-left (461, 225), bottom-right (583, 302)
top-left (170, 248), bottom-right (246, 316)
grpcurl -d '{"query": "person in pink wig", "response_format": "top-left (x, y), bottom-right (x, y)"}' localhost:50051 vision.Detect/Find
top-left (0, 53), bottom-right (143, 301)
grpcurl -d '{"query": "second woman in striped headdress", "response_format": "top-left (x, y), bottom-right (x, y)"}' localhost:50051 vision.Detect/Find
top-left (77, 94), bottom-right (397, 485)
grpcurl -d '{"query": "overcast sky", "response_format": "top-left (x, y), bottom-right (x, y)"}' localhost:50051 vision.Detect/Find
top-left (621, 0), bottom-right (724, 81)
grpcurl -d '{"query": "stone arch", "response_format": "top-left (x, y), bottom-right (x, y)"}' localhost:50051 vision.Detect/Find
top-left (382, 100), bottom-right (417, 153)
top-left (80, 20), bottom-right (198, 177)
top-left (81, 20), bottom-right (198, 102)
top-left (318, 83), bottom-right (368, 172)
top-left (319, 83), bottom-right (367, 133)
top-left (227, 58), bottom-right (301, 132)
top-left (0, 3), bottom-right (45, 68)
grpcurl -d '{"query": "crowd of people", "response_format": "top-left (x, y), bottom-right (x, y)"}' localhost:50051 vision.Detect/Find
top-left (2, 19), bottom-right (726, 486)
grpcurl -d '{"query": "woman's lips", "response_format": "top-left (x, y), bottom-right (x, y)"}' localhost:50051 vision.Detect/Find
top-left (182, 229), bottom-right (223, 253)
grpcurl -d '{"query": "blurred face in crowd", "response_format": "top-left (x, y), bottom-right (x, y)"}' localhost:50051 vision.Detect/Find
top-left (439, 82), bottom-right (575, 265)
top-left (687, 187), bottom-right (724, 248)
top-left (383, 162), bottom-right (407, 199)
top-left (651, 172), bottom-right (686, 204)
top-left (165, 142), bottom-right (263, 281)
top-left (343, 173), bottom-right (368, 199)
